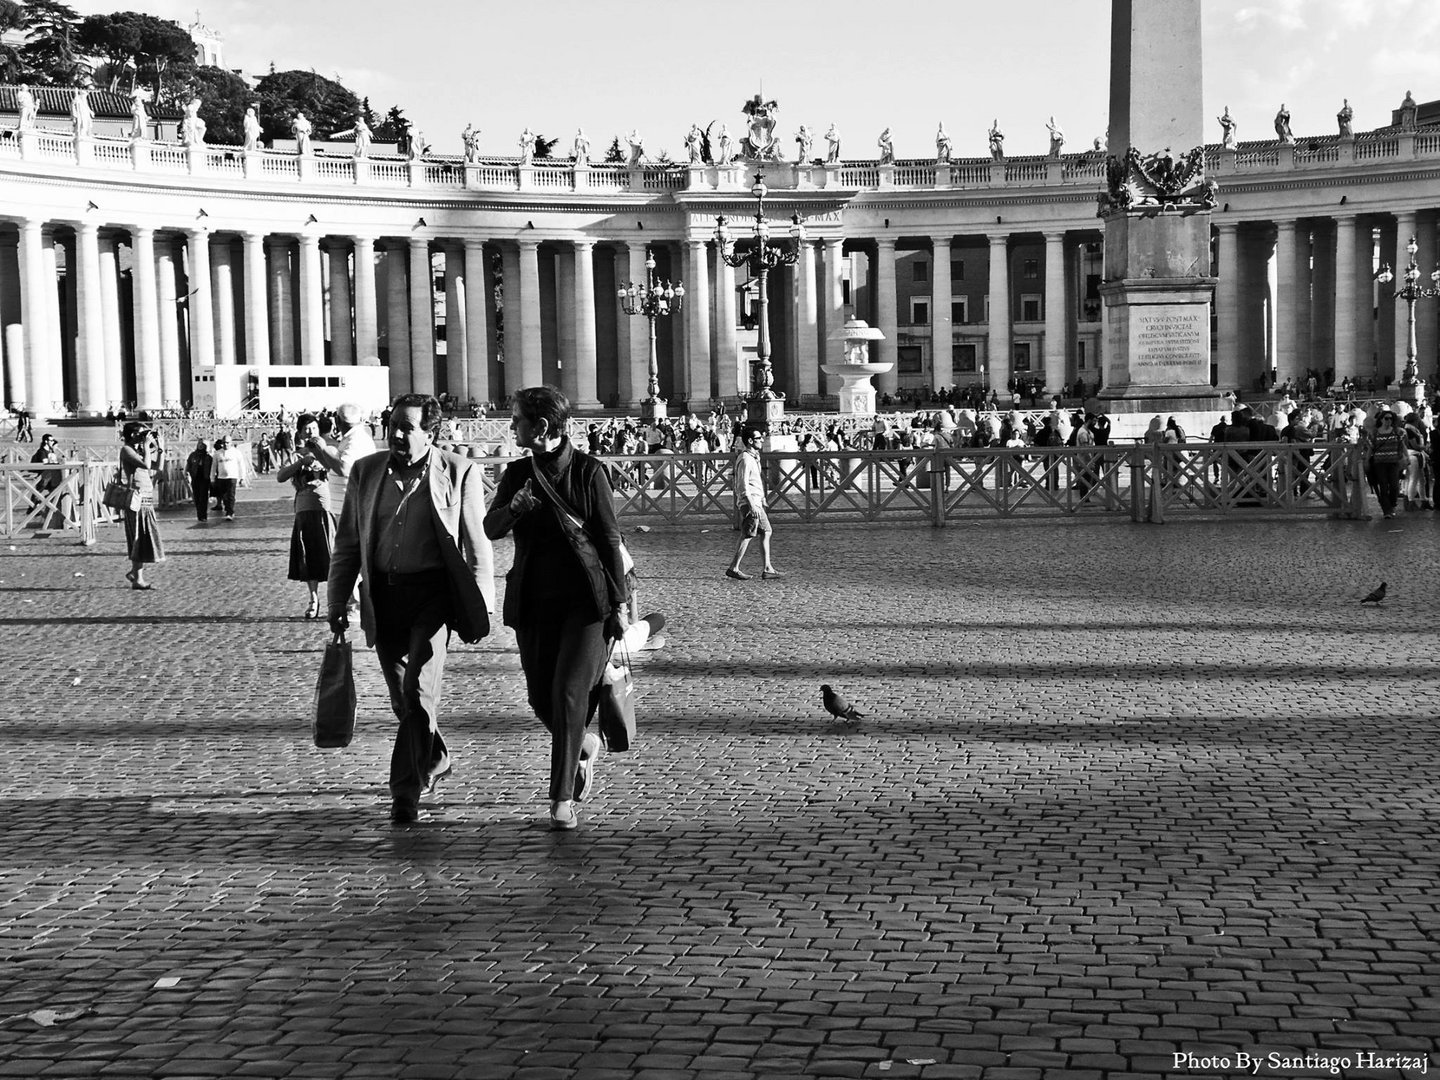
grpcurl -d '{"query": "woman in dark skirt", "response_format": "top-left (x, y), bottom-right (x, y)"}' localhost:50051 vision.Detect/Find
top-left (276, 412), bottom-right (334, 618)
top-left (119, 421), bottom-right (165, 590)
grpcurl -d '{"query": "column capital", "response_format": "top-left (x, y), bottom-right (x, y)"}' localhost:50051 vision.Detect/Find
top-left (518, 237), bottom-right (541, 252)
top-left (987, 232), bottom-right (1009, 245)
top-left (1042, 230), bottom-right (1066, 243)
top-left (929, 234), bottom-right (953, 248)
top-left (1275, 218), bottom-right (1298, 233)
top-left (875, 235), bottom-right (897, 250)
top-left (572, 237), bottom-right (596, 251)
top-left (1216, 220), bottom-right (1240, 234)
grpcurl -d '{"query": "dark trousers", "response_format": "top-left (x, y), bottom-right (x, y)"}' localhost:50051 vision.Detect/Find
top-left (372, 579), bottom-right (453, 809)
top-left (191, 480), bottom-right (210, 521)
top-left (1373, 462), bottom-right (1401, 516)
top-left (212, 478), bottom-right (236, 516)
top-left (515, 612), bottom-right (609, 803)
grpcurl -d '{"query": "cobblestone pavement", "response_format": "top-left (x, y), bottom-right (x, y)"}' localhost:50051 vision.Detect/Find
top-left (0, 495), bottom-right (1437, 1080)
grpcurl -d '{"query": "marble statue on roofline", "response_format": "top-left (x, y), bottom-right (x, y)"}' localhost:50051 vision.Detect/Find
top-left (16, 85), bottom-right (36, 131)
top-left (685, 123), bottom-right (703, 163)
top-left (519, 127), bottom-right (536, 165)
top-left (351, 113), bottom-right (371, 159)
top-left (1217, 106), bottom-right (1236, 148)
top-left (1273, 103), bottom-right (1293, 144)
top-left (877, 126), bottom-right (894, 164)
top-left (70, 90), bottom-right (93, 139)
top-left (572, 128), bottom-right (589, 164)
top-left (1046, 116), bottom-right (1064, 158)
top-left (179, 98), bottom-right (207, 147)
top-left (716, 125), bottom-right (733, 165)
top-left (242, 105), bottom-right (262, 151)
top-left (740, 94), bottom-right (779, 160)
top-left (987, 119), bottom-right (1004, 160)
top-left (292, 111), bottom-right (313, 155)
top-left (462, 124), bottom-right (481, 164)
top-left (935, 122), bottom-right (952, 163)
top-left (1399, 90), bottom-right (1418, 132)
top-left (825, 123), bottom-right (841, 163)
top-left (796, 124), bottom-right (813, 163)
top-left (129, 89), bottom-right (147, 140)
top-left (1337, 99), bottom-right (1354, 138)
top-left (408, 127), bottom-right (426, 161)
top-left (625, 128), bottom-right (644, 166)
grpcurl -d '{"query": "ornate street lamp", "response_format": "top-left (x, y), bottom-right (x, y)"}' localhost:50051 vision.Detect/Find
top-left (617, 248), bottom-right (684, 421)
top-left (1376, 234), bottom-right (1440, 397)
top-left (714, 172), bottom-right (807, 426)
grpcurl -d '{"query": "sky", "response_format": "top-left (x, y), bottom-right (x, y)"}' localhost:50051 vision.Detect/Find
top-left (60, 0), bottom-right (1440, 158)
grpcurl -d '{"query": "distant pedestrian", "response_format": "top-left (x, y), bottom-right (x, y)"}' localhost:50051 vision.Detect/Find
top-left (277, 413), bottom-right (333, 619)
top-left (306, 402), bottom-right (377, 523)
top-left (119, 422), bottom-right (165, 590)
top-left (1367, 411), bottom-right (1406, 519)
top-left (725, 423), bottom-right (784, 581)
top-left (210, 436), bottom-right (244, 520)
top-left (185, 438), bottom-right (212, 522)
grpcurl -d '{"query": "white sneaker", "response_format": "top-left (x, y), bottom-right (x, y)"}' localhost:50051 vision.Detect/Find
top-left (549, 800), bottom-right (578, 830)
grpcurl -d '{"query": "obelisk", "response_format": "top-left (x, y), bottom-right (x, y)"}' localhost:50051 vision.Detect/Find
top-left (1099, 0), bottom-right (1220, 404)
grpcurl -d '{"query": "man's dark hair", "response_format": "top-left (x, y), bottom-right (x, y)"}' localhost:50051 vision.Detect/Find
top-left (741, 422), bottom-right (766, 442)
top-left (296, 412), bottom-right (318, 433)
top-left (389, 393), bottom-right (444, 436)
top-left (512, 385), bottom-right (571, 437)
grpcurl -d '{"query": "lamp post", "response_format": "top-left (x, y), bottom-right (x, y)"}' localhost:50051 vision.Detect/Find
top-left (714, 173), bottom-right (807, 427)
top-left (617, 249), bottom-right (684, 421)
top-left (1376, 234), bottom-right (1440, 400)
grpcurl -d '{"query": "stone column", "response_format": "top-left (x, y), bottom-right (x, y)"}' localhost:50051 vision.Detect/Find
top-left (211, 236), bottom-right (237, 366)
top-left (517, 238), bottom-right (543, 389)
top-left (45, 233), bottom-right (65, 412)
top-left (267, 237), bottom-right (293, 364)
top-left (386, 244), bottom-right (411, 394)
top-left (1392, 211), bottom-right (1416, 383)
top-left (1042, 232), bottom-right (1066, 395)
top-left (1215, 222), bottom-right (1242, 389)
top-left (687, 238), bottom-right (713, 402)
top-left (930, 236), bottom-right (953, 391)
top-left (612, 246), bottom-right (634, 405)
top-left (822, 238), bottom-right (845, 390)
top-left (1310, 219), bottom-right (1335, 375)
top-left (715, 241), bottom-right (738, 399)
top-left (184, 228), bottom-right (215, 376)
top-left (624, 243), bottom-right (649, 406)
top-left (298, 233), bottom-right (325, 366)
top-left (987, 233), bottom-right (1011, 392)
top-left (1332, 216), bottom-right (1358, 380)
top-left (328, 244), bottom-right (353, 365)
top-left (444, 244), bottom-right (467, 398)
top-left (1416, 216), bottom-right (1437, 380)
top-left (874, 237), bottom-right (898, 395)
top-left (1273, 219), bottom-right (1300, 385)
top-left (131, 225), bottom-right (162, 409)
top-left (500, 244), bottom-right (521, 402)
top-left (463, 239), bottom-right (489, 403)
top-left (0, 233), bottom-right (21, 408)
top-left (76, 222), bottom-right (106, 414)
top-left (242, 232), bottom-right (269, 367)
top-left (353, 236), bottom-right (378, 363)
top-left (573, 239), bottom-right (600, 407)
top-left (155, 238), bottom-right (182, 407)
top-left (795, 239), bottom-right (818, 399)
top-left (408, 237), bottom-right (433, 393)
top-left (555, 243), bottom-right (577, 401)
top-left (99, 235), bottom-right (123, 406)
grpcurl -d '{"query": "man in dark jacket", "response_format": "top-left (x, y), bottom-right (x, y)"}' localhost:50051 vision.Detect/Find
top-left (184, 439), bottom-right (212, 522)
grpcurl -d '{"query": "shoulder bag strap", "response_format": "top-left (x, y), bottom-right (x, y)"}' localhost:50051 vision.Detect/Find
top-left (527, 458), bottom-right (624, 599)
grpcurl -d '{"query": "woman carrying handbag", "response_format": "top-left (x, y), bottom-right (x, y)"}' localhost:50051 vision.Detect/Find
top-left (118, 422), bottom-right (165, 590)
top-left (484, 385), bottom-right (629, 831)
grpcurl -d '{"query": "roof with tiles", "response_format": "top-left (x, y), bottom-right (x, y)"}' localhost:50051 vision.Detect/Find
top-left (0, 84), bottom-right (183, 121)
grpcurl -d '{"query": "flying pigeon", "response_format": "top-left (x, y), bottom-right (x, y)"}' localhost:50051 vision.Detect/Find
top-left (820, 684), bottom-right (864, 721)
top-left (1360, 582), bottom-right (1387, 604)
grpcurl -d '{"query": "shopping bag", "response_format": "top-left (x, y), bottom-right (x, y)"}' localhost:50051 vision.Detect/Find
top-left (592, 640), bottom-right (636, 752)
top-left (312, 632), bottom-right (356, 748)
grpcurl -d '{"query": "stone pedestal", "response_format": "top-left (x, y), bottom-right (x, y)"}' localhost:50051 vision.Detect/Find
top-left (641, 396), bottom-right (667, 422)
top-left (821, 362), bottom-right (892, 415)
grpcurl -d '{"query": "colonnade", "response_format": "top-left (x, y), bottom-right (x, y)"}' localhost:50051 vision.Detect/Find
top-left (0, 208), bottom-right (1435, 415)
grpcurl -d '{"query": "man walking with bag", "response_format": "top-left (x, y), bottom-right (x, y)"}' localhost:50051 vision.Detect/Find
top-left (725, 423), bottom-right (784, 581)
top-left (327, 394), bottom-right (495, 824)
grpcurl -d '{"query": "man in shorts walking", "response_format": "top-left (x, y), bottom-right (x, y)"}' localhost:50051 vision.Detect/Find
top-left (725, 423), bottom-right (784, 581)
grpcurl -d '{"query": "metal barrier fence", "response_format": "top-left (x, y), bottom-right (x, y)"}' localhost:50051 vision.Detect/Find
top-left (0, 443), bottom-right (1365, 540)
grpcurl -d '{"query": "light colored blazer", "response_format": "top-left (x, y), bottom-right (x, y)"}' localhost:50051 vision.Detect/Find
top-left (328, 447), bottom-right (496, 647)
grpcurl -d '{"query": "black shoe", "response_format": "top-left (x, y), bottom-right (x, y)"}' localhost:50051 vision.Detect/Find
top-left (423, 754), bottom-right (452, 795)
top-left (390, 802), bottom-right (419, 824)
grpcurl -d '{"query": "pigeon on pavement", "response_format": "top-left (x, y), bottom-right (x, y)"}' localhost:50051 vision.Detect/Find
top-left (1360, 582), bottom-right (1387, 604)
top-left (820, 684), bottom-right (865, 721)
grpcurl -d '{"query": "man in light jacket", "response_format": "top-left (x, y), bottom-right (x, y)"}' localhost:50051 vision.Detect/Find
top-left (327, 394), bottom-right (495, 824)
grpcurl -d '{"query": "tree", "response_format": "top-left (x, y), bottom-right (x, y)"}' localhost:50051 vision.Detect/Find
top-left (189, 65), bottom-right (250, 146)
top-left (603, 135), bottom-right (625, 164)
top-left (18, 0), bottom-right (87, 86)
top-left (252, 68), bottom-right (360, 145)
top-left (373, 104), bottom-right (408, 145)
top-left (77, 11), bottom-right (195, 100)
top-left (0, 1), bottom-right (25, 83)
top-left (532, 132), bottom-right (559, 160)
